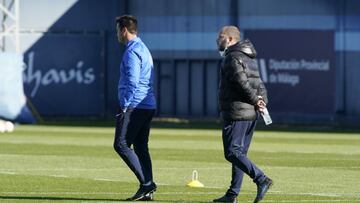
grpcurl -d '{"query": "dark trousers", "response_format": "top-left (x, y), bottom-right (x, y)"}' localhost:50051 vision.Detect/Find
top-left (222, 118), bottom-right (266, 196)
top-left (113, 108), bottom-right (155, 185)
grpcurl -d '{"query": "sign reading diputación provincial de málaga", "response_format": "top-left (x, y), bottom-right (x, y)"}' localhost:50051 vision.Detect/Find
top-left (245, 30), bottom-right (335, 115)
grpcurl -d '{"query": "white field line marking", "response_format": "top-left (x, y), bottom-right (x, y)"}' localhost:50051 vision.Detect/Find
top-left (1, 168), bottom-right (233, 171)
top-left (271, 191), bottom-right (341, 197)
top-left (1, 172), bottom-right (357, 198)
top-left (0, 187), bottom-right (354, 198)
top-left (0, 191), bottom-right (355, 198)
top-left (0, 171), bottom-right (69, 179)
top-left (92, 179), bottom-right (174, 188)
top-left (0, 173), bottom-right (349, 198)
top-left (49, 175), bottom-right (68, 178)
top-left (0, 171), bottom-right (16, 175)
top-left (91, 179), bottom-right (344, 197)
top-left (0, 192), bottom-right (128, 195)
top-left (265, 201), bottom-right (360, 202)
top-left (0, 172), bottom-right (199, 188)
top-left (0, 192), bottom-right (226, 195)
top-left (1, 166), bottom-right (360, 171)
top-left (92, 178), bottom-right (119, 182)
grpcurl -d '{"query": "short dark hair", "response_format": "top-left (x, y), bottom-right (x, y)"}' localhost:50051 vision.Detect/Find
top-left (116, 15), bottom-right (137, 34)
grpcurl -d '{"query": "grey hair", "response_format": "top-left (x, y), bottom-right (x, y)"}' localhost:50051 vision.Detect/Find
top-left (221, 26), bottom-right (241, 41)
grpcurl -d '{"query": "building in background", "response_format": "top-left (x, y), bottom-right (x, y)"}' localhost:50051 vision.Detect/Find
top-left (15, 0), bottom-right (360, 125)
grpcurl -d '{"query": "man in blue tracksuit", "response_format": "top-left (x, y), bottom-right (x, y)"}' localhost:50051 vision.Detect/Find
top-left (113, 15), bottom-right (157, 201)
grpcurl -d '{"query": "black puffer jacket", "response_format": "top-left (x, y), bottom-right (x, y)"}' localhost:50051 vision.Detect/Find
top-left (218, 39), bottom-right (268, 121)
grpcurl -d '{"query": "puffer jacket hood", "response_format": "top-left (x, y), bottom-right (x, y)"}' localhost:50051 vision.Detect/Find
top-left (226, 39), bottom-right (257, 59)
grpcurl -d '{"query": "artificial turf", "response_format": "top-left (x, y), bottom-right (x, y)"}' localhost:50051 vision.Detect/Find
top-left (0, 125), bottom-right (359, 202)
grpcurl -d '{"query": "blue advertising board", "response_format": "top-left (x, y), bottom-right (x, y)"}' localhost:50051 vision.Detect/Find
top-left (245, 30), bottom-right (335, 114)
top-left (23, 34), bottom-right (105, 116)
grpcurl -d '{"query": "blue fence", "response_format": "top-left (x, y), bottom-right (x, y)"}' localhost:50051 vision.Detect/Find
top-left (17, 0), bottom-right (360, 124)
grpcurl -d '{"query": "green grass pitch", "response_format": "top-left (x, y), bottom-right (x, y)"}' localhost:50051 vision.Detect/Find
top-left (0, 124), bottom-right (360, 202)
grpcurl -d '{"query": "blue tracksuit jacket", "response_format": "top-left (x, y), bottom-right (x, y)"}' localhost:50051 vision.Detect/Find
top-left (118, 37), bottom-right (156, 110)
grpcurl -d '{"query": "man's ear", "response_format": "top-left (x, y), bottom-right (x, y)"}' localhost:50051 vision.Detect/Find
top-left (122, 27), bottom-right (128, 35)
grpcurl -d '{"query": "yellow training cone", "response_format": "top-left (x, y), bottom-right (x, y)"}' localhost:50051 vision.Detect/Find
top-left (187, 170), bottom-right (204, 188)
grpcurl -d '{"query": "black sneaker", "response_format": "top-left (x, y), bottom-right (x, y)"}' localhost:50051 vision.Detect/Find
top-left (126, 182), bottom-right (157, 201)
top-left (138, 192), bottom-right (153, 201)
top-left (254, 177), bottom-right (273, 203)
top-left (213, 194), bottom-right (238, 203)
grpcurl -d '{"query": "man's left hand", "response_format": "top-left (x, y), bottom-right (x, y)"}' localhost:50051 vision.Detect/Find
top-left (256, 99), bottom-right (266, 110)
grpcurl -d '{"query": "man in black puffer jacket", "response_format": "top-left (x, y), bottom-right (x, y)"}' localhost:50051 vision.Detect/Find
top-left (213, 26), bottom-right (273, 203)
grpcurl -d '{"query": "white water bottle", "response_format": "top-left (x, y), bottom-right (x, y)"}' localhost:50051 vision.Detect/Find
top-left (261, 107), bottom-right (272, 125)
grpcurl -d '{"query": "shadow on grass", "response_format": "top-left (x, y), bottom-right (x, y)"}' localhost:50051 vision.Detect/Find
top-left (37, 119), bottom-right (223, 129)
top-left (0, 195), bottom-right (120, 201)
top-left (27, 115), bottom-right (360, 133)
top-left (0, 196), bottom-right (212, 203)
